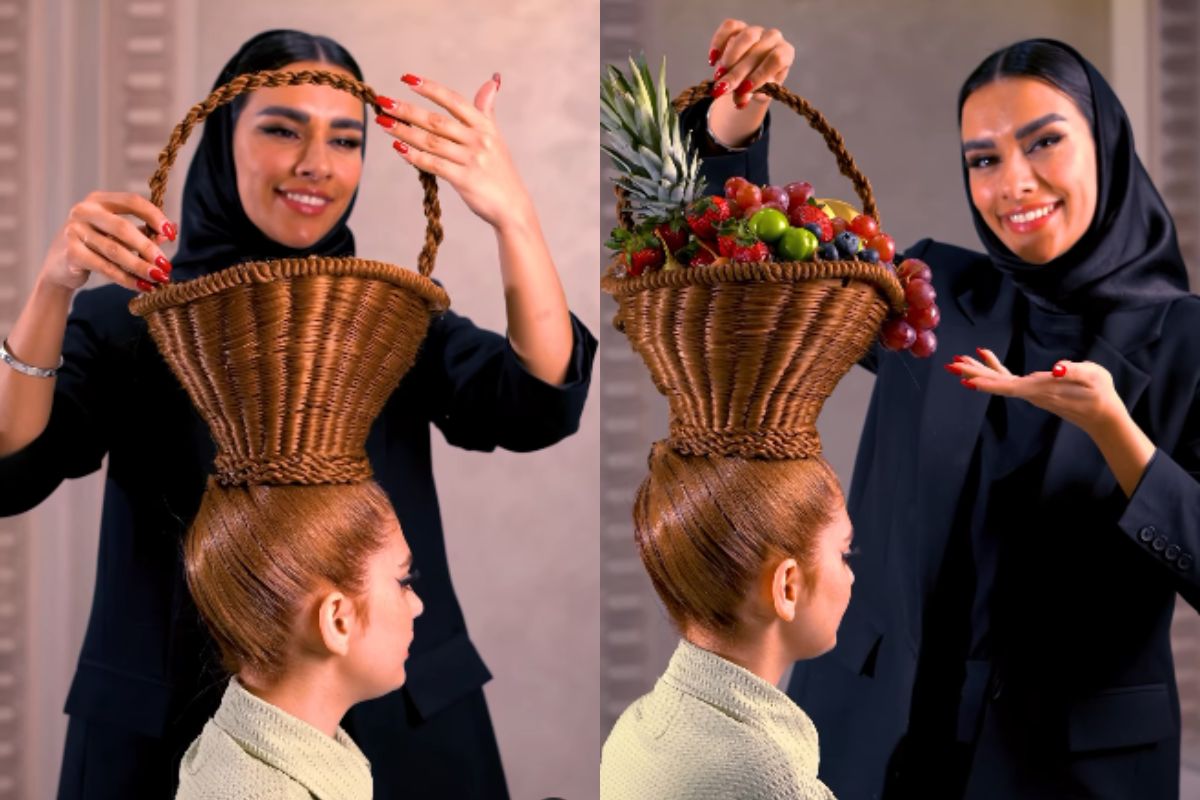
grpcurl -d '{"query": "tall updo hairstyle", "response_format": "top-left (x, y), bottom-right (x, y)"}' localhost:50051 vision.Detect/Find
top-left (185, 480), bottom-right (398, 678)
top-left (633, 443), bottom-right (844, 638)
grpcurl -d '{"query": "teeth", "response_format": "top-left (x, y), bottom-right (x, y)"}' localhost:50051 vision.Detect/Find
top-left (1009, 204), bottom-right (1055, 224)
top-left (283, 192), bottom-right (328, 207)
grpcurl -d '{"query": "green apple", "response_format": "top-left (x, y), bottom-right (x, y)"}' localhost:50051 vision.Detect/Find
top-left (777, 227), bottom-right (818, 261)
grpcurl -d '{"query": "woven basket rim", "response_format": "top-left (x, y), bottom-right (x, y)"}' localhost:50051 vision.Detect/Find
top-left (601, 257), bottom-right (905, 314)
top-left (128, 255), bottom-right (451, 317)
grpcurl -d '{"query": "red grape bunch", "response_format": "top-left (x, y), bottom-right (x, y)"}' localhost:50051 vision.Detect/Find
top-left (880, 258), bottom-right (940, 358)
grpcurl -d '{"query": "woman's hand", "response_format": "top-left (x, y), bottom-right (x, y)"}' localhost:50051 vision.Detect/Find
top-left (40, 192), bottom-right (175, 293)
top-left (706, 20), bottom-right (795, 147)
top-left (374, 74), bottom-right (531, 232)
top-left (950, 348), bottom-right (1155, 496)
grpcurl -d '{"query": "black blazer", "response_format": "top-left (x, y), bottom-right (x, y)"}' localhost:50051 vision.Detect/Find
top-left (0, 282), bottom-right (596, 794)
top-left (788, 239), bottom-right (1200, 799)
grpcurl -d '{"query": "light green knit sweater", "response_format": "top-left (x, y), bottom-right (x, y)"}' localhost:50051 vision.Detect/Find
top-left (175, 678), bottom-right (372, 800)
top-left (601, 640), bottom-right (837, 799)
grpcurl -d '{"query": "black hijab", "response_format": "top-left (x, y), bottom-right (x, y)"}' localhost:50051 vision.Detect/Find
top-left (171, 30), bottom-right (364, 278)
top-left (958, 38), bottom-right (1190, 314)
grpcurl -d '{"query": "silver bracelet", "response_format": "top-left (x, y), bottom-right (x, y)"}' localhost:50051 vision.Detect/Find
top-left (0, 338), bottom-right (63, 378)
top-left (706, 100), bottom-right (763, 153)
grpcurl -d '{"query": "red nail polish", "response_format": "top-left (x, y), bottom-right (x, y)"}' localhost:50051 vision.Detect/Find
top-left (1052, 363), bottom-right (1068, 378)
top-left (161, 221), bottom-right (176, 242)
top-left (708, 48), bottom-right (721, 66)
top-left (401, 74), bottom-right (422, 87)
top-left (375, 113), bottom-right (395, 129)
top-left (492, 72), bottom-right (501, 90)
top-left (376, 95), bottom-right (397, 110)
top-left (713, 65), bottom-right (728, 81)
top-left (149, 267), bottom-right (169, 283)
top-left (711, 81), bottom-right (729, 98)
top-left (954, 355), bottom-right (967, 363)
top-left (944, 363), bottom-right (963, 375)
top-left (735, 79), bottom-right (753, 96)
top-left (154, 254), bottom-right (172, 274)
top-left (393, 140), bottom-right (409, 154)
top-left (976, 347), bottom-right (988, 358)
top-left (735, 97), bottom-right (749, 110)
top-left (136, 278), bottom-right (153, 292)
top-left (961, 378), bottom-right (977, 390)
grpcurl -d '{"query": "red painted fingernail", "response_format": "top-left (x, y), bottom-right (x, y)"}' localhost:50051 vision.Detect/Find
top-left (149, 267), bottom-right (169, 283)
top-left (375, 114), bottom-right (395, 129)
top-left (944, 363), bottom-right (963, 375)
top-left (492, 72), bottom-right (501, 90)
top-left (708, 48), bottom-right (721, 66)
top-left (713, 65), bottom-right (728, 81)
top-left (961, 378), bottom-right (977, 390)
top-left (954, 355), bottom-right (968, 363)
top-left (376, 95), bottom-right (397, 110)
top-left (401, 73), bottom-right (422, 87)
top-left (393, 140), bottom-right (409, 155)
top-left (735, 79), bottom-right (753, 96)
top-left (735, 97), bottom-right (749, 110)
top-left (161, 221), bottom-right (176, 242)
top-left (711, 81), bottom-right (729, 98)
top-left (976, 347), bottom-right (988, 358)
top-left (136, 279), bottom-right (154, 292)
top-left (154, 255), bottom-right (172, 274)
top-left (1052, 363), bottom-right (1068, 378)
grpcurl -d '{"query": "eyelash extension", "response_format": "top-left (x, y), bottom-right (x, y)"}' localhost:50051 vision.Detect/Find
top-left (967, 134), bottom-right (1064, 169)
top-left (258, 126), bottom-right (362, 150)
top-left (397, 568), bottom-right (421, 590)
top-left (842, 546), bottom-right (862, 564)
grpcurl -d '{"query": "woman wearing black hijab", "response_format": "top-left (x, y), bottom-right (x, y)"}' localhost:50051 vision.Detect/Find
top-left (691, 22), bottom-right (1199, 799)
top-left (0, 30), bottom-right (594, 799)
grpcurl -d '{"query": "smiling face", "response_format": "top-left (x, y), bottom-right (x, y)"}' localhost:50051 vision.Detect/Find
top-left (231, 60), bottom-right (365, 248)
top-left (343, 520), bottom-right (424, 701)
top-left (961, 77), bottom-right (1098, 264)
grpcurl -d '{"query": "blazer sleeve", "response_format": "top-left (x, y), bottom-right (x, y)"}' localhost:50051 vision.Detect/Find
top-left (681, 97), bottom-right (772, 196)
top-left (413, 307), bottom-right (597, 453)
top-left (0, 288), bottom-right (115, 516)
top-left (1116, 393), bottom-right (1200, 611)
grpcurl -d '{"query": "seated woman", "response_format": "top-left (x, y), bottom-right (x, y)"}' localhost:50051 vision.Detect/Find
top-left (176, 480), bottom-right (423, 798)
top-left (600, 444), bottom-right (849, 800)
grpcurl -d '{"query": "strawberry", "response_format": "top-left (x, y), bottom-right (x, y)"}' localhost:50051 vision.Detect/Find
top-left (788, 204), bottom-right (833, 242)
top-left (689, 247), bottom-right (717, 268)
top-left (606, 225), bottom-right (664, 277)
top-left (732, 240), bottom-right (771, 263)
top-left (654, 218), bottom-right (690, 254)
top-left (685, 196), bottom-right (731, 240)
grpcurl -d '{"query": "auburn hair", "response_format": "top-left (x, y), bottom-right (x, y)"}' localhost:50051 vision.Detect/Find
top-left (185, 479), bottom-right (396, 678)
top-left (633, 442), bottom-right (843, 637)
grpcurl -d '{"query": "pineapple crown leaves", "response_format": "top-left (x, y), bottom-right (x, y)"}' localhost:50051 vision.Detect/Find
top-left (600, 55), bottom-right (703, 218)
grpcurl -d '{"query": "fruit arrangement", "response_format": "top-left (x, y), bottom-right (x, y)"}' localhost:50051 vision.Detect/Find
top-left (601, 56), bottom-right (938, 356)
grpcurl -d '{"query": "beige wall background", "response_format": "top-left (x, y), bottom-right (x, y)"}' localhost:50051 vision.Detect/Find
top-left (599, 0), bottom-right (1199, 792)
top-left (3, 1), bottom-right (599, 798)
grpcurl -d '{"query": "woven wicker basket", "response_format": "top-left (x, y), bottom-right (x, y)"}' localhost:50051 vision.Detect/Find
top-left (602, 82), bottom-right (905, 460)
top-left (129, 70), bottom-right (451, 486)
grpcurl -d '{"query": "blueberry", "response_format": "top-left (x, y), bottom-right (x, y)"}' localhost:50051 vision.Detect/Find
top-left (802, 222), bottom-right (823, 240)
top-left (817, 242), bottom-right (839, 261)
top-left (835, 231), bottom-right (860, 257)
top-left (858, 248), bottom-right (880, 263)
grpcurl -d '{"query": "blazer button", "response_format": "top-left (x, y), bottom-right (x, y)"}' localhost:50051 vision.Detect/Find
top-left (1151, 535), bottom-right (1168, 552)
top-left (1165, 545), bottom-right (1181, 562)
top-left (1178, 554), bottom-right (1194, 571)
top-left (1138, 526), bottom-right (1156, 543)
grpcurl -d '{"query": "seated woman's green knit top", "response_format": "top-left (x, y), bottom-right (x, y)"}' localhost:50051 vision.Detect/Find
top-left (601, 639), bottom-right (837, 799)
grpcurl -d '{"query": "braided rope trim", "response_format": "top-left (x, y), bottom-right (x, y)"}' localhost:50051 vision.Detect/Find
top-left (601, 258), bottom-right (905, 316)
top-left (213, 452), bottom-right (373, 487)
top-left (149, 69), bottom-right (443, 277)
top-left (667, 423), bottom-right (823, 460)
top-left (127, 256), bottom-right (451, 317)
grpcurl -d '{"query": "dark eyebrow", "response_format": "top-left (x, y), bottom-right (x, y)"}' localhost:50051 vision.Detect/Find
top-left (256, 105), bottom-right (364, 132)
top-left (962, 112), bottom-right (1067, 153)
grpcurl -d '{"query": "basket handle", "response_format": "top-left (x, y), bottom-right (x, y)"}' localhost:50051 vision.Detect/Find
top-left (148, 69), bottom-right (442, 278)
top-left (616, 82), bottom-right (878, 232)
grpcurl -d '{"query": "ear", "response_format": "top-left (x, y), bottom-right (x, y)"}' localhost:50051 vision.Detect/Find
top-left (769, 558), bottom-right (805, 623)
top-left (315, 591), bottom-right (357, 657)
